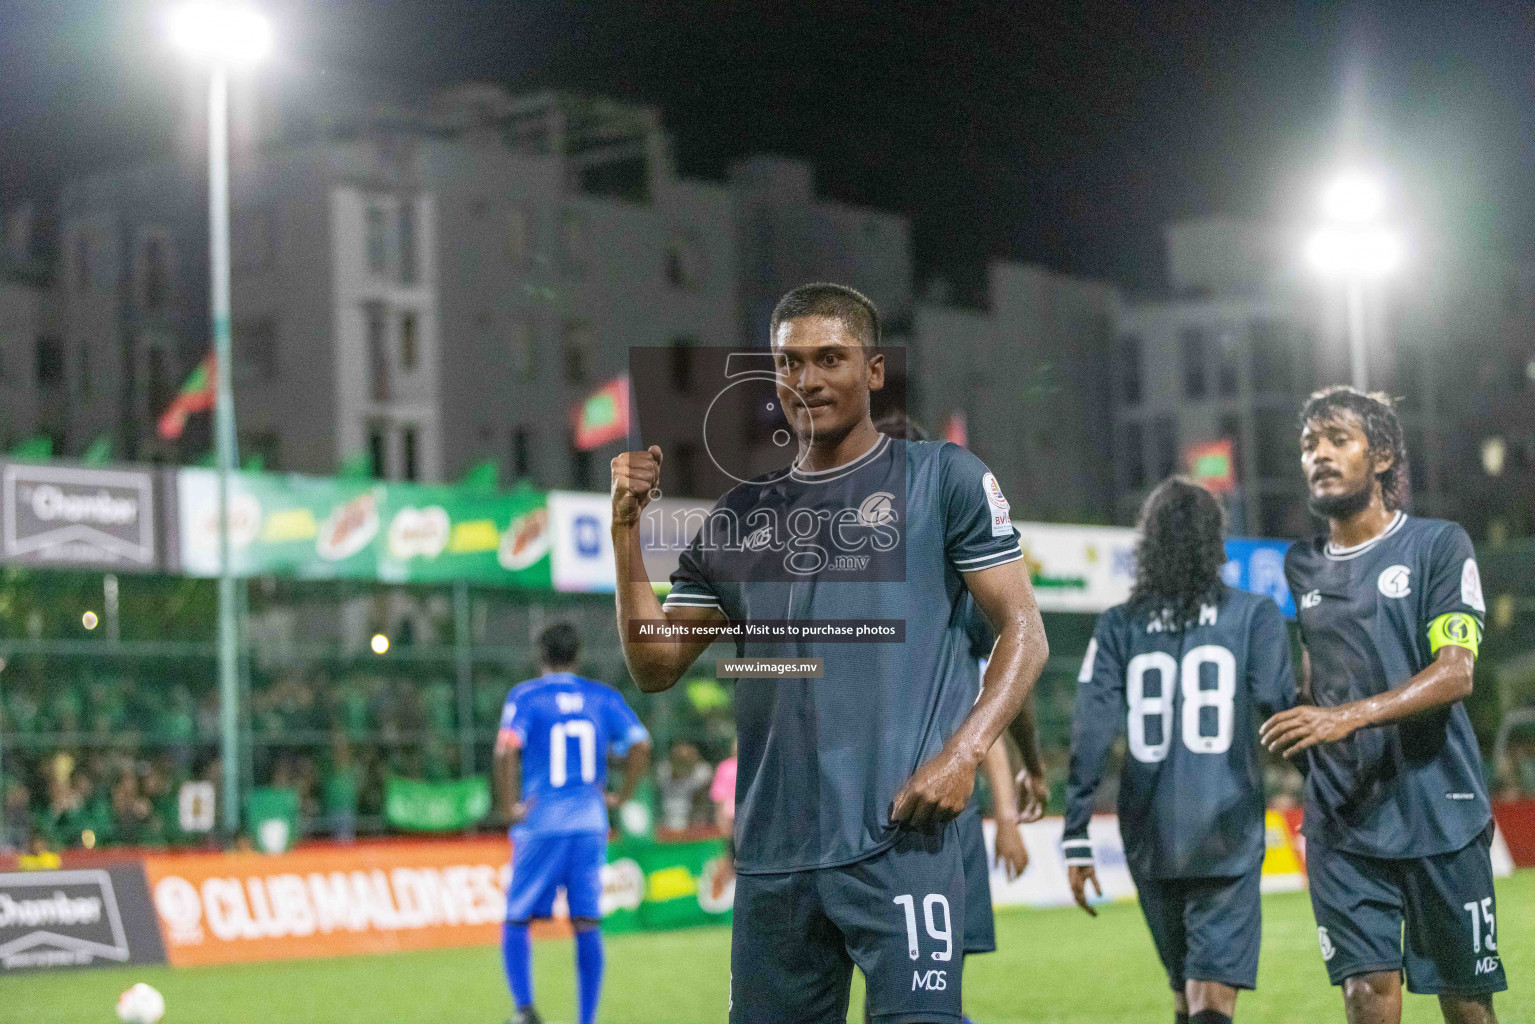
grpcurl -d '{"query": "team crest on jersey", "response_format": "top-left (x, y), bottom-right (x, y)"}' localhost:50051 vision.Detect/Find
top-left (1377, 565), bottom-right (1412, 599)
top-left (981, 473), bottom-right (1011, 537)
top-left (856, 491), bottom-right (898, 527)
top-left (1318, 927), bottom-right (1337, 961)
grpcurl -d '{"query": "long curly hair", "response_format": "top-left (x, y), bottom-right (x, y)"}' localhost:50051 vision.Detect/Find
top-left (1127, 478), bottom-right (1227, 627)
top-left (1298, 385), bottom-right (1410, 512)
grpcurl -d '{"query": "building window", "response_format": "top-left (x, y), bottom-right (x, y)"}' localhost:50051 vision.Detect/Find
top-left (77, 342), bottom-right (91, 396)
top-left (146, 349), bottom-right (170, 423)
top-left (72, 229), bottom-right (93, 291)
top-left (562, 320), bottom-right (592, 385)
top-left (571, 445), bottom-right (592, 490)
top-left (665, 232), bottom-right (706, 290)
top-left (234, 318), bottom-right (278, 382)
top-left (670, 336), bottom-right (698, 393)
top-left (1121, 420), bottom-right (1145, 491)
top-left (365, 204), bottom-right (388, 276)
top-left (1215, 327), bottom-right (1239, 397)
top-left (140, 233), bottom-right (172, 313)
top-left (368, 424), bottom-right (388, 479)
top-left (1117, 334), bottom-right (1143, 406)
top-left (506, 208), bottom-right (529, 262)
top-left (509, 317), bottom-right (534, 377)
top-left (559, 210), bottom-right (585, 274)
top-left (1256, 409), bottom-right (1294, 480)
top-left (512, 427), bottom-right (531, 478)
top-left (1180, 327), bottom-right (1207, 399)
top-left (365, 303), bottom-right (390, 401)
top-left (1150, 415), bottom-right (1177, 481)
top-left (399, 199), bottom-right (418, 286)
top-left (233, 208), bottom-right (274, 272)
top-left (1249, 319), bottom-right (1292, 395)
top-left (673, 442), bottom-right (699, 497)
top-left (401, 426), bottom-right (418, 481)
top-left (400, 312), bottom-right (418, 372)
top-left (36, 336), bottom-right (64, 390)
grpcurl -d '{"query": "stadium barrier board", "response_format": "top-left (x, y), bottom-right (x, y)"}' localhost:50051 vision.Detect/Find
top-left (982, 811), bottom-right (1307, 911)
top-left (139, 835), bottom-right (732, 967)
top-left (0, 864), bottom-right (166, 972)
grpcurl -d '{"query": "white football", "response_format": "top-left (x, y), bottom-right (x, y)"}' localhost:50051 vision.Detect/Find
top-left (116, 982), bottom-right (165, 1024)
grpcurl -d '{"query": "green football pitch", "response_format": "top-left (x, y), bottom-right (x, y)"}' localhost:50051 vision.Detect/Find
top-left (9, 871), bottom-right (1532, 1024)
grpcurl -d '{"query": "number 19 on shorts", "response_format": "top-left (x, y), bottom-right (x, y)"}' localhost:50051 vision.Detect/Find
top-left (893, 894), bottom-right (953, 962)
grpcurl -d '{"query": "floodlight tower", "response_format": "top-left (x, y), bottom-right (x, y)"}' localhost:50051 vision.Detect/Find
top-left (169, 2), bottom-right (272, 836)
top-left (1304, 172), bottom-right (1403, 391)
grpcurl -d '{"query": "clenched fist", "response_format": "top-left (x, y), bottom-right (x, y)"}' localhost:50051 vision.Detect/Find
top-left (611, 445), bottom-right (663, 527)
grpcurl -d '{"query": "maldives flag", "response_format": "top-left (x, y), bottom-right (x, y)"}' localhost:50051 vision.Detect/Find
top-left (157, 352), bottom-right (217, 440)
top-left (571, 375), bottom-right (630, 450)
top-left (943, 411), bottom-right (968, 448)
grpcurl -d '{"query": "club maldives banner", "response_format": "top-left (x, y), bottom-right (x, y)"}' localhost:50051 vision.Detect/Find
top-left (174, 470), bottom-right (551, 588)
top-left (140, 835), bottom-right (732, 966)
top-left (984, 811), bottom-right (1307, 912)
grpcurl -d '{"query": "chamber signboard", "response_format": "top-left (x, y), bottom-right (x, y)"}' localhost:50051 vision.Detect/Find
top-left (0, 461), bottom-right (161, 571)
top-left (0, 866), bottom-right (166, 972)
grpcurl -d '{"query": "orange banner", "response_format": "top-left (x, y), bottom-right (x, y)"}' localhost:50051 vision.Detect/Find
top-left (141, 839), bottom-right (513, 967)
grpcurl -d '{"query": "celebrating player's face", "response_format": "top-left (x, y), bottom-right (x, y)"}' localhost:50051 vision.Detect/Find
top-left (771, 315), bottom-right (884, 447)
top-left (1300, 411), bottom-right (1387, 519)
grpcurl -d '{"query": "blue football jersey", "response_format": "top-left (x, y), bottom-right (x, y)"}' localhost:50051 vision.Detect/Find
top-left (498, 673), bottom-right (649, 838)
top-left (1064, 587), bottom-right (1296, 878)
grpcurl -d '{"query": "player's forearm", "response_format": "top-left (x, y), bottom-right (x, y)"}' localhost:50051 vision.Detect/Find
top-left (1340, 647), bottom-right (1475, 731)
top-left (982, 738), bottom-right (1019, 825)
top-left (494, 748), bottom-right (521, 815)
top-left (946, 616), bottom-right (1050, 768)
top-left (1006, 699), bottom-right (1045, 777)
top-left (615, 741), bottom-right (651, 805)
top-left (612, 522), bottom-right (692, 692)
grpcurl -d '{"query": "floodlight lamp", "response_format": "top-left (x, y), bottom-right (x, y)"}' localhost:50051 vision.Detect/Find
top-left (169, 3), bottom-right (272, 65)
top-left (1321, 173), bottom-right (1386, 224)
top-left (1305, 226), bottom-right (1403, 279)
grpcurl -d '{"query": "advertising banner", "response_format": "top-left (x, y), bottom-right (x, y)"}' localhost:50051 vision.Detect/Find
top-left (385, 777), bottom-right (492, 833)
top-left (142, 840), bottom-right (511, 966)
top-left (602, 836), bottom-right (733, 934)
top-left (0, 461), bottom-right (164, 572)
top-left (0, 865), bottom-right (166, 972)
top-left (982, 813), bottom-right (1306, 911)
top-left (1014, 523), bottom-right (1138, 614)
top-left (548, 490), bottom-right (616, 593)
top-left (1223, 537), bottom-right (1296, 619)
top-left (175, 470), bottom-right (551, 588)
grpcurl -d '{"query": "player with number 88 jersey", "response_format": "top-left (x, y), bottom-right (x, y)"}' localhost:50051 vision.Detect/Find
top-left (1065, 480), bottom-right (1296, 1024)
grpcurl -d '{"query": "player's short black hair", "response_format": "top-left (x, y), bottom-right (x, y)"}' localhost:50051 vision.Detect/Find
top-left (769, 282), bottom-right (881, 350)
top-left (1298, 385), bottom-right (1409, 512)
top-left (1128, 477), bottom-right (1228, 629)
top-left (538, 622), bottom-right (581, 669)
top-left (873, 412), bottom-right (927, 440)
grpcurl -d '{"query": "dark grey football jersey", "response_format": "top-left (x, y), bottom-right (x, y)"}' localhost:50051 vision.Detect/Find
top-left (665, 435), bottom-right (1022, 874)
top-left (1064, 587), bottom-right (1296, 879)
top-left (1286, 512), bottom-right (1491, 858)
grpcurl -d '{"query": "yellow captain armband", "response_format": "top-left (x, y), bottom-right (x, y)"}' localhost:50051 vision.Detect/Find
top-left (1428, 612), bottom-right (1481, 657)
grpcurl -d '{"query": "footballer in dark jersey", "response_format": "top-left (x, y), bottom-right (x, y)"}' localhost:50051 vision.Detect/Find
top-left (1261, 387), bottom-right (1506, 1024)
top-left (1066, 479), bottom-right (1296, 1024)
top-left (610, 284), bottom-right (1051, 1024)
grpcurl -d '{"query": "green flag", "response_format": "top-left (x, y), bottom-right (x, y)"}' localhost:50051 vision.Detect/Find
top-left (9, 435), bottom-right (52, 461)
top-left (246, 787), bottom-right (300, 853)
top-left (81, 435), bottom-right (113, 467)
top-left (460, 459), bottom-right (500, 491)
top-left (385, 776), bottom-right (492, 832)
top-left (338, 450), bottom-right (374, 479)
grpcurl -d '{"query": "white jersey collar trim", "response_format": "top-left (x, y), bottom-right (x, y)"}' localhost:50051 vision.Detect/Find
top-left (1324, 510), bottom-right (1406, 560)
top-left (788, 433), bottom-right (890, 483)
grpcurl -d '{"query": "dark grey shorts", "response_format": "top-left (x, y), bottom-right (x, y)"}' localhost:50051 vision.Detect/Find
top-left (730, 824), bottom-right (967, 1024)
top-left (1134, 869), bottom-right (1262, 991)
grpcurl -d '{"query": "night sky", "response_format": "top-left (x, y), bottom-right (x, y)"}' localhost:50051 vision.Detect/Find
top-left (3, 0), bottom-right (1532, 292)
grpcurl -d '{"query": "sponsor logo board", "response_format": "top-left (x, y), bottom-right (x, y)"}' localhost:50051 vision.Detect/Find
top-left (0, 866), bottom-right (165, 972)
top-left (1, 462), bottom-right (159, 570)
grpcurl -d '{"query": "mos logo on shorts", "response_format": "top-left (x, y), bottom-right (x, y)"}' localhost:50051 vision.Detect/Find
top-left (1318, 927), bottom-right (1337, 962)
top-left (1378, 565), bottom-right (1412, 599)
